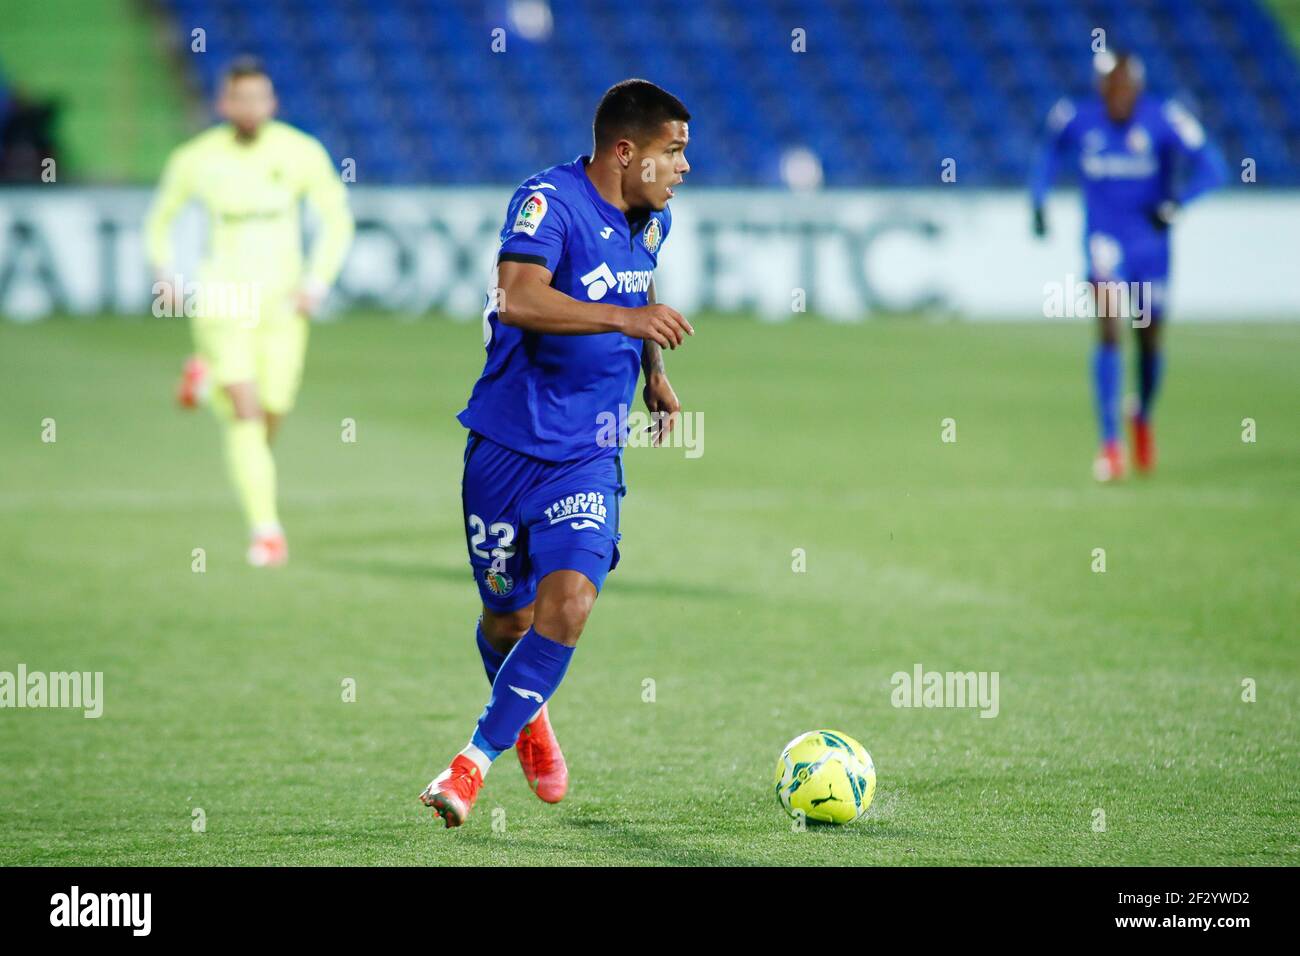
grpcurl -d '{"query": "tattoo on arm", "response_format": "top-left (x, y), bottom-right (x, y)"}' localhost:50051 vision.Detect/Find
top-left (642, 340), bottom-right (665, 377)
top-left (643, 277), bottom-right (665, 377)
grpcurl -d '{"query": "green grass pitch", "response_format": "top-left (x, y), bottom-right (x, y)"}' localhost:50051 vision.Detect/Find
top-left (1, 314), bottom-right (1296, 866)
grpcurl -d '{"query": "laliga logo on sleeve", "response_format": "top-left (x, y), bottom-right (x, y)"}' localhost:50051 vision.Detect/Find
top-left (512, 192), bottom-right (547, 235)
top-left (580, 262), bottom-right (616, 300)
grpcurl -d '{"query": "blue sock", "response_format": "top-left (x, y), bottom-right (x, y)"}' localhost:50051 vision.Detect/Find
top-left (475, 621), bottom-right (507, 685)
top-left (1091, 343), bottom-right (1121, 444)
top-left (470, 627), bottom-right (574, 760)
top-left (1137, 349), bottom-right (1163, 423)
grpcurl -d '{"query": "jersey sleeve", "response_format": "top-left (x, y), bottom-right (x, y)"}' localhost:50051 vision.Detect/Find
top-left (1160, 99), bottom-right (1227, 205)
top-left (299, 135), bottom-right (355, 289)
top-left (497, 187), bottom-right (569, 273)
top-left (1029, 97), bottom-right (1078, 208)
top-left (144, 144), bottom-right (195, 274)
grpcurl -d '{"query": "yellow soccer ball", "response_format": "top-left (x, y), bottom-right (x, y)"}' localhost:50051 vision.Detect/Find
top-left (773, 729), bottom-right (876, 824)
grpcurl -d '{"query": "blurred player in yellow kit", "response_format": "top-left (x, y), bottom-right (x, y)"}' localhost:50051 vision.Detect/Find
top-left (145, 58), bottom-right (354, 566)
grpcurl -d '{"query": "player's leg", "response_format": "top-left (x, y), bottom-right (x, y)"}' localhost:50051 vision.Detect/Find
top-left (221, 379), bottom-right (285, 566)
top-left (1091, 280), bottom-right (1125, 481)
top-left (421, 434), bottom-right (543, 825)
top-left (1129, 275), bottom-right (1166, 473)
top-left (256, 302), bottom-right (308, 433)
top-left (243, 303), bottom-right (308, 560)
top-left (478, 604), bottom-right (534, 680)
top-left (1086, 232), bottom-right (1127, 481)
top-left (192, 314), bottom-right (285, 563)
top-left (475, 602), bottom-right (571, 802)
top-left (422, 450), bottom-right (621, 826)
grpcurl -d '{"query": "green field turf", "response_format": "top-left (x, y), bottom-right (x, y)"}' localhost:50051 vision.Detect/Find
top-left (1, 315), bottom-right (1297, 866)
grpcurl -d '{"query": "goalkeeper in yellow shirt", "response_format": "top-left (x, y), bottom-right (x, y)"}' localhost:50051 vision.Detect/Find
top-left (146, 57), bottom-right (354, 567)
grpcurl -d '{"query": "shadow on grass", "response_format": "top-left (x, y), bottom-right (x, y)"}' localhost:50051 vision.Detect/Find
top-left (315, 556), bottom-right (749, 601)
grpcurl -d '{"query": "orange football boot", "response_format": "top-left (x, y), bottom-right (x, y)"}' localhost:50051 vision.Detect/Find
top-left (1130, 414), bottom-right (1155, 474)
top-left (420, 754), bottom-right (486, 828)
top-left (1093, 440), bottom-right (1126, 482)
top-left (175, 355), bottom-right (210, 409)
top-left (516, 704), bottom-right (568, 803)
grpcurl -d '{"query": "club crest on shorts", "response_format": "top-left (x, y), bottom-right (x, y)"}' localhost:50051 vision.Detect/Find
top-left (484, 567), bottom-right (514, 596)
top-left (641, 217), bottom-right (662, 254)
top-left (512, 192), bottom-right (547, 235)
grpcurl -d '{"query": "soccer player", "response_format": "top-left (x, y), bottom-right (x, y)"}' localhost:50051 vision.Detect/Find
top-left (418, 79), bottom-right (694, 826)
top-left (145, 57), bottom-right (354, 564)
top-left (1030, 51), bottom-right (1225, 480)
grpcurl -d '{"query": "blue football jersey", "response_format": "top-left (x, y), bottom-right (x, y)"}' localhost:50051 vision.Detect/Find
top-left (1030, 93), bottom-right (1226, 244)
top-left (457, 156), bottom-right (672, 462)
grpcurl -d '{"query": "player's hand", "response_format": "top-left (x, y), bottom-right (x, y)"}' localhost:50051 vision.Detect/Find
top-left (1148, 201), bottom-right (1178, 232)
top-left (624, 304), bottom-right (693, 350)
top-left (1032, 206), bottom-right (1047, 238)
top-left (295, 280), bottom-right (327, 318)
top-left (642, 372), bottom-right (681, 446)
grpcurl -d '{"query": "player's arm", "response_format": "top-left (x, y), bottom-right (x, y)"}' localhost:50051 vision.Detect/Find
top-left (144, 145), bottom-right (195, 304)
top-left (641, 277), bottom-right (681, 445)
top-left (495, 258), bottom-right (693, 348)
top-left (1149, 100), bottom-right (1228, 230)
top-left (1028, 98), bottom-right (1078, 237)
top-left (297, 138), bottom-right (356, 314)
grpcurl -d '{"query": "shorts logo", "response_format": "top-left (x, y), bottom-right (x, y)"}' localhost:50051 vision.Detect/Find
top-left (544, 492), bottom-right (607, 526)
top-left (642, 218), bottom-right (662, 254)
top-left (484, 568), bottom-right (515, 596)
top-left (512, 192), bottom-right (547, 235)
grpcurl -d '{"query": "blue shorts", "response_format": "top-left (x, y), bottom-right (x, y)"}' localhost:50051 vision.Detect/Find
top-left (461, 432), bottom-right (625, 613)
top-left (1085, 230), bottom-right (1169, 321)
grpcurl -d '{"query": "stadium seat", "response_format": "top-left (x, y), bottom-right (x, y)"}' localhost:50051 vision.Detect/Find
top-left (157, 0), bottom-right (1300, 186)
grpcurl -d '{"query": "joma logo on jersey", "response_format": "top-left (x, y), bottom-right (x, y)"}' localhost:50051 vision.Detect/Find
top-left (544, 492), bottom-right (607, 525)
top-left (580, 262), bottom-right (653, 300)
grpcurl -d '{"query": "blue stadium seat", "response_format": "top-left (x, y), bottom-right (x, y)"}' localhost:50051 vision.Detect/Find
top-left (159, 0), bottom-right (1300, 185)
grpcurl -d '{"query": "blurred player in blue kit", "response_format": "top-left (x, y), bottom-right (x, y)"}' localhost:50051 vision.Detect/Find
top-left (418, 80), bottom-right (694, 826)
top-left (1031, 51), bottom-right (1226, 480)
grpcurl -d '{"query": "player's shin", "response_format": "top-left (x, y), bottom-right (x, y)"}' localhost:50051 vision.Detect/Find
top-left (1137, 347), bottom-right (1164, 422)
top-left (223, 416), bottom-right (279, 532)
top-left (468, 626), bottom-right (575, 764)
top-left (1091, 342), bottom-right (1122, 445)
top-left (475, 620), bottom-right (507, 685)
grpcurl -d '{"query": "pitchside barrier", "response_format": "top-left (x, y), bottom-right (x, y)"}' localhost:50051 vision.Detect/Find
top-left (0, 188), bottom-right (1295, 322)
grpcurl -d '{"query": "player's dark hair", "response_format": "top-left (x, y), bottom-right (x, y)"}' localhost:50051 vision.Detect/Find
top-left (222, 55), bottom-right (270, 85)
top-left (593, 79), bottom-right (690, 150)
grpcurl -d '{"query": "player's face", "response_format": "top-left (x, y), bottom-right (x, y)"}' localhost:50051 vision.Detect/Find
top-left (218, 75), bottom-right (277, 137)
top-left (1100, 66), bottom-right (1141, 123)
top-left (626, 120), bottom-right (690, 212)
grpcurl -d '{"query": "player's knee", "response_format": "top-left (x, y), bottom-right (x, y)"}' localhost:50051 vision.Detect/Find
top-left (1135, 322), bottom-right (1161, 352)
top-left (224, 384), bottom-right (263, 420)
top-left (482, 606), bottom-right (532, 646)
top-left (534, 580), bottom-right (595, 647)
